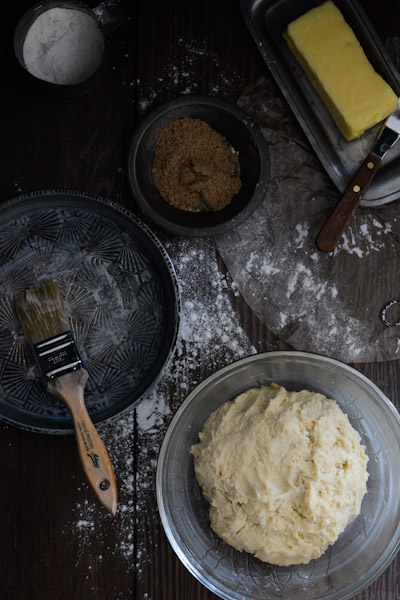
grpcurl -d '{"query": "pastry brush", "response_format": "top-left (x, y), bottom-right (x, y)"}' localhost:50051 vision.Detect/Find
top-left (14, 280), bottom-right (117, 515)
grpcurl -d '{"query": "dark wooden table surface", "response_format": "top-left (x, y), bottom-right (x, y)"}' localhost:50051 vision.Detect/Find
top-left (1, 1), bottom-right (399, 599)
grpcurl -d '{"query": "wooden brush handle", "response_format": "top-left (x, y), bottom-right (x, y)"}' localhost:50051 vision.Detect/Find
top-left (316, 152), bottom-right (382, 253)
top-left (47, 369), bottom-right (117, 515)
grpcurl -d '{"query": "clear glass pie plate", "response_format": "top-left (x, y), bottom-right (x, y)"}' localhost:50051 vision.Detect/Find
top-left (156, 351), bottom-right (400, 600)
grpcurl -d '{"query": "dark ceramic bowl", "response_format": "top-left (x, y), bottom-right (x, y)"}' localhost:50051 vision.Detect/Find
top-left (127, 96), bottom-right (270, 237)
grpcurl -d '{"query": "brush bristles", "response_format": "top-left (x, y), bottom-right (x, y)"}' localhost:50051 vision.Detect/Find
top-left (14, 280), bottom-right (70, 345)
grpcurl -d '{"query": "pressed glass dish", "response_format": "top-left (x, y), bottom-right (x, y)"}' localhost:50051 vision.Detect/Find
top-left (157, 351), bottom-right (400, 600)
top-left (0, 190), bottom-right (179, 433)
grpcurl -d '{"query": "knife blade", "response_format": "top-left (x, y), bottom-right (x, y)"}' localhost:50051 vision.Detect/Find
top-left (316, 98), bottom-right (400, 253)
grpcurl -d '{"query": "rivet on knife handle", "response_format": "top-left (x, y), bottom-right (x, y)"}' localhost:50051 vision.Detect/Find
top-left (315, 152), bottom-right (382, 253)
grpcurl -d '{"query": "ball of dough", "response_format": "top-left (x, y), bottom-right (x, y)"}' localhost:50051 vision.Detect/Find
top-left (191, 383), bottom-right (368, 566)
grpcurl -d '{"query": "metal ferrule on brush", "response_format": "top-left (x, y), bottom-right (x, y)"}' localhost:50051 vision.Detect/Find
top-left (33, 331), bottom-right (83, 381)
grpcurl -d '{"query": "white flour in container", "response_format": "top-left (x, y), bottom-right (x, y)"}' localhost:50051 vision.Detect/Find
top-left (22, 7), bottom-right (104, 85)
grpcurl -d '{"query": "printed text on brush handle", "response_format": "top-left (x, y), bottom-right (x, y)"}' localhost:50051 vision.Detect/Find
top-left (34, 330), bottom-right (83, 380)
top-left (47, 369), bottom-right (117, 513)
top-left (77, 420), bottom-right (101, 469)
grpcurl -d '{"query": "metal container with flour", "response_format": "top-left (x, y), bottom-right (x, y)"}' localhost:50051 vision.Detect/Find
top-left (14, 0), bottom-right (125, 96)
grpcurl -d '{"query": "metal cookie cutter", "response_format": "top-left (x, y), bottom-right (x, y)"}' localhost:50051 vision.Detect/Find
top-left (381, 300), bottom-right (400, 327)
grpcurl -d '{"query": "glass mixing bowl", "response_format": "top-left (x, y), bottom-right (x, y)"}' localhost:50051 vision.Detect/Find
top-left (156, 351), bottom-right (400, 600)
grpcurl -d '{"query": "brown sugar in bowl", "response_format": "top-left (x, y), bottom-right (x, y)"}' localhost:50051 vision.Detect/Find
top-left (152, 117), bottom-right (242, 213)
top-left (127, 96), bottom-right (270, 237)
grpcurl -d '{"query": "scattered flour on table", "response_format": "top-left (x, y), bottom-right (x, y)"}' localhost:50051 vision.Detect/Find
top-left (132, 37), bottom-right (245, 114)
top-left (69, 237), bottom-right (256, 580)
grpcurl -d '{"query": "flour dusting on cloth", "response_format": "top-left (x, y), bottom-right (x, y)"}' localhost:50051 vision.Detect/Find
top-left (216, 76), bottom-right (400, 363)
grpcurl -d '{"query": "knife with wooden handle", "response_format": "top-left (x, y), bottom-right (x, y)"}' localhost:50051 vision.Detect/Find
top-left (316, 99), bottom-right (400, 253)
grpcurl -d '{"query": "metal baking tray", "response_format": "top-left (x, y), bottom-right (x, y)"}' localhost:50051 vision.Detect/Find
top-left (240, 0), bottom-right (400, 206)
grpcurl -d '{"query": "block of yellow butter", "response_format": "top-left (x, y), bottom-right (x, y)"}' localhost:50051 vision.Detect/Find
top-left (283, 1), bottom-right (398, 141)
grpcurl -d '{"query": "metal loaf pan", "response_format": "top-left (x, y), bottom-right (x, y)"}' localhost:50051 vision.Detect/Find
top-left (240, 0), bottom-right (400, 206)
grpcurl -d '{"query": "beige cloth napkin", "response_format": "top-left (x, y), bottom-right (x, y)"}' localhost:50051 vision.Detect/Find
top-left (217, 71), bottom-right (400, 364)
